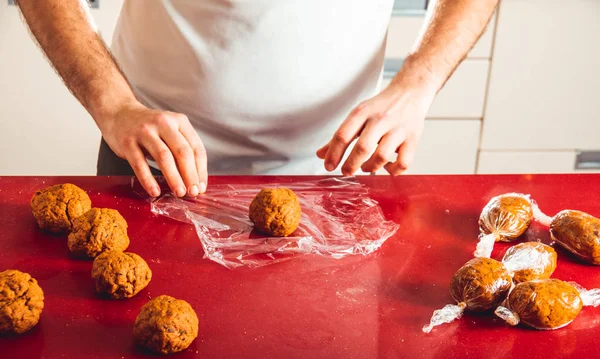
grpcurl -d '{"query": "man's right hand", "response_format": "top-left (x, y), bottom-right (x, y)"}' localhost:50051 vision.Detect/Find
top-left (99, 101), bottom-right (207, 198)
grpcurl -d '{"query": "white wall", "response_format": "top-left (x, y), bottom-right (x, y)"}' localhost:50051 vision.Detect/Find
top-left (0, 1), bottom-right (123, 175)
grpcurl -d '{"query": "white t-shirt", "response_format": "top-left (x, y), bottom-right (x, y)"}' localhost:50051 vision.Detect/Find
top-left (111, 0), bottom-right (394, 175)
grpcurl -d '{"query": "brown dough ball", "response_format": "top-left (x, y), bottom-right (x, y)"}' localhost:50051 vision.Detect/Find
top-left (30, 183), bottom-right (92, 234)
top-left (0, 270), bottom-right (44, 335)
top-left (503, 279), bottom-right (582, 329)
top-left (249, 188), bottom-right (301, 237)
top-left (550, 210), bottom-right (600, 265)
top-left (68, 208), bottom-right (129, 259)
top-left (133, 295), bottom-right (199, 354)
top-left (92, 251), bottom-right (152, 299)
top-left (479, 193), bottom-right (533, 242)
top-left (502, 242), bottom-right (557, 283)
top-left (450, 258), bottom-right (512, 311)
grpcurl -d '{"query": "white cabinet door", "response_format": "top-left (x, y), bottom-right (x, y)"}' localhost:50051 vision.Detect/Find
top-left (382, 59), bottom-right (489, 119)
top-left (94, 1), bottom-right (124, 45)
top-left (0, 2), bottom-right (123, 175)
top-left (377, 119), bottom-right (480, 174)
top-left (428, 59), bottom-right (489, 119)
top-left (476, 150), bottom-right (600, 174)
top-left (386, 13), bottom-right (495, 60)
top-left (481, 0), bottom-right (600, 151)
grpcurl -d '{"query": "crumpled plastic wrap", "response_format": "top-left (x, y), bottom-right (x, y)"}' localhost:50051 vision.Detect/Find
top-left (422, 303), bottom-right (466, 334)
top-left (423, 258), bottom-right (512, 333)
top-left (501, 242), bottom-right (557, 283)
top-left (474, 193), bottom-right (547, 258)
top-left (495, 279), bottom-right (600, 330)
top-left (132, 177), bottom-right (399, 269)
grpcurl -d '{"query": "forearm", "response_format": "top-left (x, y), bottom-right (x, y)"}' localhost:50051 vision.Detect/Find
top-left (392, 0), bottom-right (499, 93)
top-left (17, 0), bottom-right (136, 124)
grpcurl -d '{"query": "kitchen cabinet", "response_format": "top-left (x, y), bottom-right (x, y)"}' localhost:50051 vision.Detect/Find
top-left (409, 119), bottom-right (481, 174)
top-left (481, 0), bottom-right (600, 151)
top-left (477, 151), bottom-right (577, 174)
top-left (477, 150), bottom-right (600, 174)
top-left (376, 119), bottom-right (481, 174)
top-left (386, 12), bottom-right (496, 60)
top-left (382, 60), bottom-right (489, 119)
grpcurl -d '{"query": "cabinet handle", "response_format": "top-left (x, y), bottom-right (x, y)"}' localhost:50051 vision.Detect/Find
top-left (8, 0), bottom-right (99, 8)
top-left (575, 151), bottom-right (600, 170)
top-left (384, 59), bottom-right (405, 79)
top-left (392, 0), bottom-right (429, 17)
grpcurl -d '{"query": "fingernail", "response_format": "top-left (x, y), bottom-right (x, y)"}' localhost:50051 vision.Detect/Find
top-left (176, 186), bottom-right (186, 197)
top-left (199, 182), bottom-right (207, 194)
top-left (188, 184), bottom-right (199, 197)
top-left (325, 163), bottom-right (334, 172)
top-left (150, 187), bottom-right (161, 198)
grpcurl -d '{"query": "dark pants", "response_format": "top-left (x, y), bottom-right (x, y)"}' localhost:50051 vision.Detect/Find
top-left (96, 139), bottom-right (162, 176)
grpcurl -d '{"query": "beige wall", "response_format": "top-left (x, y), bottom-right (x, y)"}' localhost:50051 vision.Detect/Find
top-left (0, 1), bottom-right (123, 175)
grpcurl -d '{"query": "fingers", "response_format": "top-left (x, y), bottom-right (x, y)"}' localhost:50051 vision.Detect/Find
top-left (104, 104), bottom-right (209, 198)
top-left (385, 137), bottom-right (419, 176)
top-left (179, 119), bottom-right (208, 193)
top-left (157, 114), bottom-right (201, 196)
top-left (361, 130), bottom-right (407, 173)
top-left (323, 102), bottom-right (370, 171)
top-left (141, 134), bottom-right (186, 198)
top-left (341, 114), bottom-right (388, 175)
top-left (125, 144), bottom-right (161, 198)
top-left (316, 144), bottom-right (329, 159)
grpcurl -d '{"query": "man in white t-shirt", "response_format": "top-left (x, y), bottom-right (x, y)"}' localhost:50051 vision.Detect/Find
top-left (18, 0), bottom-right (499, 198)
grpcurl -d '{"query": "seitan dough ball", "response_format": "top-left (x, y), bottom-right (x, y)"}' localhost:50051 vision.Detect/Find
top-left (133, 295), bottom-right (199, 354)
top-left (30, 183), bottom-right (92, 234)
top-left (0, 270), bottom-right (45, 335)
top-left (497, 279), bottom-right (583, 330)
top-left (450, 257), bottom-right (512, 311)
top-left (502, 242), bottom-right (557, 283)
top-left (550, 210), bottom-right (600, 265)
top-left (92, 251), bottom-right (152, 299)
top-left (249, 188), bottom-right (301, 237)
top-left (478, 193), bottom-right (533, 242)
top-left (68, 208), bottom-right (130, 259)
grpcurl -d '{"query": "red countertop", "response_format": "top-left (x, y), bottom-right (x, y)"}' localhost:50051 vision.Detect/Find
top-left (1, 175), bottom-right (600, 359)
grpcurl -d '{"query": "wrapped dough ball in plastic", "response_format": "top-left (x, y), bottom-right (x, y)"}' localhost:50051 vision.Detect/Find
top-left (549, 210), bottom-right (600, 265)
top-left (495, 279), bottom-right (600, 330)
top-left (423, 258), bottom-right (512, 333)
top-left (501, 242), bottom-right (557, 283)
top-left (474, 193), bottom-right (546, 258)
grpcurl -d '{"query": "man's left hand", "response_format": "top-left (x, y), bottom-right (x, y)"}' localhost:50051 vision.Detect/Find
top-left (317, 78), bottom-right (436, 176)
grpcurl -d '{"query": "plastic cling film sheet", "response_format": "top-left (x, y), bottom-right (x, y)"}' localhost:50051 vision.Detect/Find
top-left (422, 303), bottom-right (466, 333)
top-left (132, 177), bottom-right (399, 269)
top-left (569, 282), bottom-right (600, 307)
